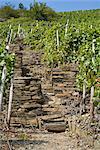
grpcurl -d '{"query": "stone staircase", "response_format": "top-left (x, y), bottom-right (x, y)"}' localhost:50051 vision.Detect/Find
top-left (39, 64), bottom-right (81, 132)
top-left (6, 42), bottom-right (81, 131)
top-left (9, 44), bottom-right (45, 127)
top-left (41, 64), bottom-right (80, 113)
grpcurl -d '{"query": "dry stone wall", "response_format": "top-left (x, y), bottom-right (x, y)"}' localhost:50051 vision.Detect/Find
top-left (9, 43), bottom-right (45, 126)
top-left (9, 42), bottom-right (82, 130)
top-left (42, 64), bottom-right (80, 116)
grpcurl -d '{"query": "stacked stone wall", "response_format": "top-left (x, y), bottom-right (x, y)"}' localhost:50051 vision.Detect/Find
top-left (9, 43), bottom-right (82, 128)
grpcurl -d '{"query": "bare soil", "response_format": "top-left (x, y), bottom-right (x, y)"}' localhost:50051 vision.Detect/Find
top-left (0, 128), bottom-right (99, 150)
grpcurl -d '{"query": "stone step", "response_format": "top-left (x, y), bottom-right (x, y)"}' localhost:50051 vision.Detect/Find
top-left (55, 82), bottom-right (76, 87)
top-left (52, 66), bottom-right (78, 72)
top-left (44, 118), bottom-right (65, 123)
top-left (44, 122), bottom-right (66, 132)
top-left (13, 91), bottom-right (40, 97)
top-left (46, 92), bottom-right (55, 96)
top-left (12, 108), bottom-right (43, 117)
top-left (14, 77), bottom-right (40, 80)
top-left (55, 93), bottom-right (71, 98)
top-left (52, 71), bottom-right (76, 76)
top-left (38, 114), bottom-right (63, 121)
top-left (42, 107), bottom-right (62, 113)
top-left (10, 117), bottom-right (38, 127)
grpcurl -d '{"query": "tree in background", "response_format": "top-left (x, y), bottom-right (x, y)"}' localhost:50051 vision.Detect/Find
top-left (19, 3), bottom-right (25, 10)
top-left (18, 3), bottom-right (28, 17)
top-left (0, 5), bottom-right (19, 19)
top-left (0, 1), bottom-right (57, 21)
top-left (30, 2), bottom-right (57, 21)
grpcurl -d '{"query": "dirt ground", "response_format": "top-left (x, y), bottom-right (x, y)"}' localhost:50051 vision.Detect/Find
top-left (0, 128), bottom-right (100, 150)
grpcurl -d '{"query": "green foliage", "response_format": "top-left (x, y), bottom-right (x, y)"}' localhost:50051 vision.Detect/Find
top-left (76, 30), bottom-right (100, 90)
top-left (19, 133), bottom-right (28, 140)
top-left (59, 9), bottom-right (100, 25)
top-left (0, 2), bottom-right (57, 21)
top-left (0, 44), bottom-right (15, 90)
top-left (0, 9), bottom-right (99, 101)
top-left (0, 3), bottom-right (99, 22)
top-left (29, 2), bottom-right (57, 21)
top-left (0, 6), bottom-right (19, 19)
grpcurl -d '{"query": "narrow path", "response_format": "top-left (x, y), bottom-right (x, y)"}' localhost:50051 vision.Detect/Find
top-left (0, 129), bottom-right (98, 150)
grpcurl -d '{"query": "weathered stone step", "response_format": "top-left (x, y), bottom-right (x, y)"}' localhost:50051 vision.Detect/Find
top-left (11, 114), bottom-right (36, 119)
top-left (21, 103), bottom-right (42, 109)
top-left (52, 71), bottom-right (76, 76)
top-left (38, 114), bottom-right (63, 121)
top-left (42, 107), bottom-right (62, 113)
top-left (42, 85), bottom-right (53, 89)
top-left (14, 77), bottom-right (40, 81)
top-left (13, 91), bottom-right (40, 97)
top-left (12, 97), bottom-right (44, 105)
top-left (44, 118), bottom-right (65, 123)
top-left (42, 88), bottom-right (54, 93)
top-left (44, 122), bottom-right (66, 132)
top-left (52, 76), bottom-right (65, 79)
top-left (52, 65), bottom-right (78, 72)
top-left (10, 117), bottom-right (38, 127)
top-left (54, 85), bottom-right (76, 89)
top-left (55, 93), bottom-right (71, 98)
top-left (55, 82), bottom-right (76, 87)
top-left (45, 92), bottom-right (55, 96)
top-left (52, 79), bottom-right (76, 83)
top-left (12, 108), bottom-right (43, 117)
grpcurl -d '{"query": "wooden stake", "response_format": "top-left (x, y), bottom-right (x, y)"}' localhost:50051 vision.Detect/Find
top-left (90, 86), bottom-right (94, 120)
top-left (13, 33), bottom-right (16, 39)
top-left (0, 65), bottom-right (6, 111)
top-left (65, 19), bottom-right (69, 37)
top-left (6, 25), bottom-right (12, 44)
top-left (90, 39), bottom-right (96, 120)
top-left (56, 30), bottom-right (59, 48)
top-left (17, 24), bottom-right (21, 36)
top-left (8, 29), bottom-right (13, 45)
top-left (92, 39), bottom-right (96, 53)
top-left (0, 45), bottom-right (9, 112)
top-left (83, 81), bottom-right (86, 112)
top-left (80, 81), bottom-right (86, 114)
top-left (7, 77), bottom-right (14, 126)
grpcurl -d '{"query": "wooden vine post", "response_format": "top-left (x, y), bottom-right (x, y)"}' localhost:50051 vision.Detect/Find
top-left (6, 25), bottom-right (11, 43)
top-left (56, 29), bottom-right (60, 66)
top-left (0, 65), bottom-right (6, 111)
top-left (83, 81), bottom-right (86, 112)
top-left (90, 86), bottom-right (94, 120)
top-left (80, 81), bottom-right (86, 115)
top-left (9, 29), bottom-right (13, 44)
top-left (7, 76), bottom-right (14, 126)
top-left (17, 24), bottom-right (21, 37)
top-left (7, 28), bottom-right (14, 126)
top-left (0, 25), bottom-right (13, 112)
top-left (90, 39), bottom-right (96, 120)
top-left (56, 29), bottom-right (59, 48)
top-left (0, 45), bottom-right (10, 112)
top-left (65, 19), bottom-right (69, 37)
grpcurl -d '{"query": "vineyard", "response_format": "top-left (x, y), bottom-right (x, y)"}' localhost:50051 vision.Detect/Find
top-left (0, 8), bottom-right (100, 149)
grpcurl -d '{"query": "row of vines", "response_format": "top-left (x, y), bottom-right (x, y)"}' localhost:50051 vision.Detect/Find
top-left (0, 10), bottom-right (100, 116)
